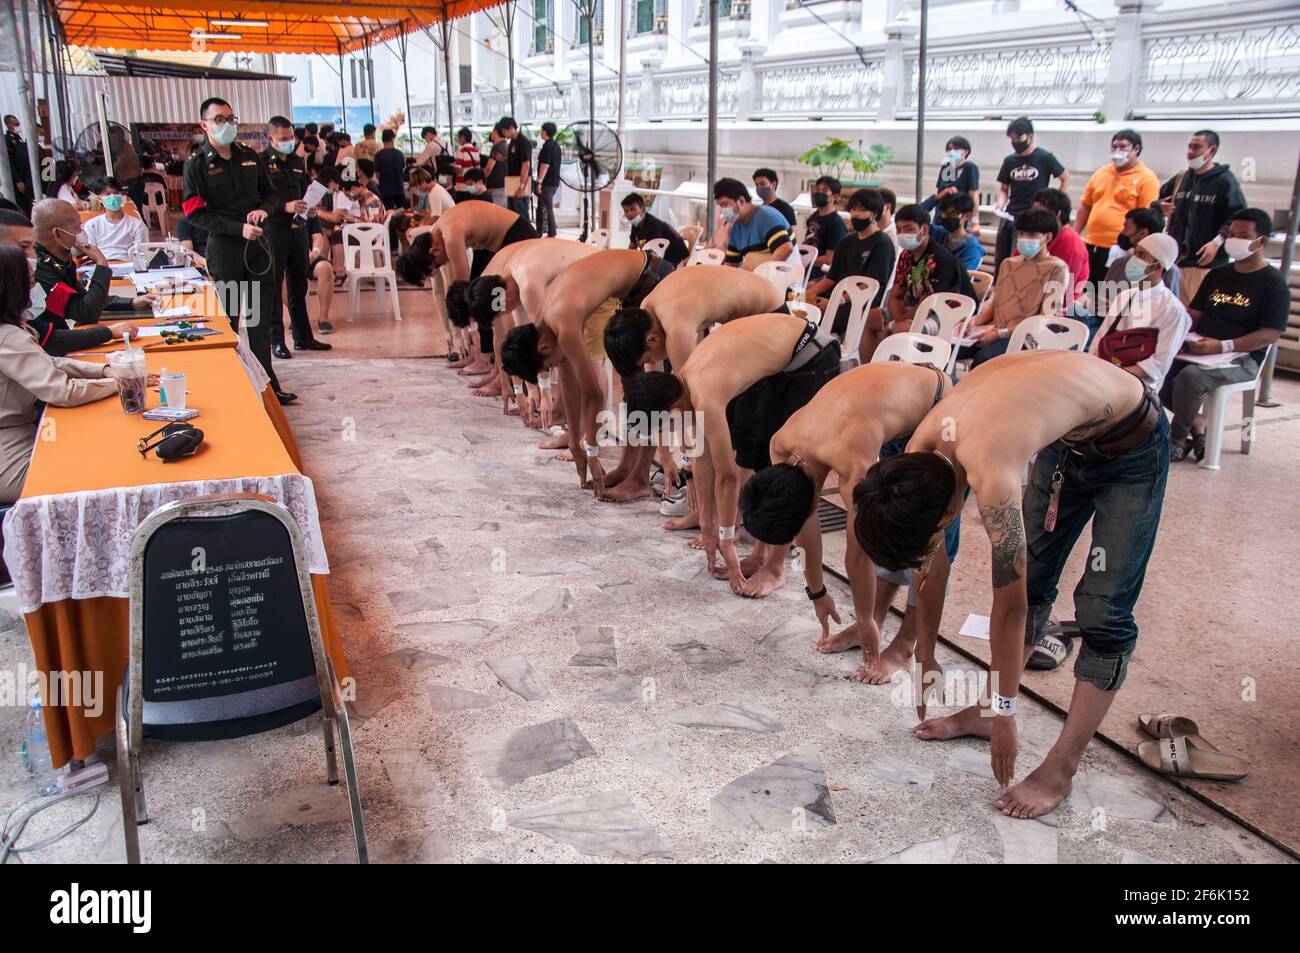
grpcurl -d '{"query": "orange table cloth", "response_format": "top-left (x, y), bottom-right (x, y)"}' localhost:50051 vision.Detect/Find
top-left (7, 347), bottom-right (343, 767)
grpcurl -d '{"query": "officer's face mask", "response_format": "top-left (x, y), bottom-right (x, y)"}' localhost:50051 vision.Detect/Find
top-left (273, 138), bottom-right (296, 155)
top-left (208, 121), bottom-right (238, 146)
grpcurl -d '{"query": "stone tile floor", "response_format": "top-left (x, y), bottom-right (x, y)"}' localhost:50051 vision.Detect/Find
top-left (0, 354), bottom-right (1291, 864)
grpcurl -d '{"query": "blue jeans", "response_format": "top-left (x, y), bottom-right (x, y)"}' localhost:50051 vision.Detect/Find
top-left (1022, 413), bottom-right (1169, 690)
top-left (876, 436), bottom-right (963, 606)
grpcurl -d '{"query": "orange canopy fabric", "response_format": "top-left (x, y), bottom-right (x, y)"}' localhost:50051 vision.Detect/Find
top-left (52, 1), bottom-right (509, 54)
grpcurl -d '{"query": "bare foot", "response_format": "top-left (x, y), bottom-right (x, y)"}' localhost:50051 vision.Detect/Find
top-left (663, 511), bottom-right (700, 532)
top-left (995, 756), bottom-right (1074, 819)
top-left (602, 468), bottom-right (630, 488)
top-left (859, 637), bottom-right (920, 684)
top-left (472, 381), bottom-right (503, 397)
top-left (539, 432), bottom-right (568, 450)
top-left (554, 450), bottom-right (573, 462)
top-left (913, 704), bottom-right (991, 742)
top-left (739, 565), bottom-right (785, 598)
top-left (599, 480), bottom-right (654, 503)
top-left (817, 623), bottom-right (861, 654)
top-left (739, 547), bottom-right (765, 576)
top-left (503, 403), bottom-right (519, 415)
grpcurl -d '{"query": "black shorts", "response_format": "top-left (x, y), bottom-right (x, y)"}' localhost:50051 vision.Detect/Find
top-left (725, 342), bottom-right (841, 471)
top-left (471, 213), bottom-right (540, 280)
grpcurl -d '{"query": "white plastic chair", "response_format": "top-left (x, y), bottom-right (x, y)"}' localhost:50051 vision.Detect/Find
top-left (689, 247), bottom-right (725, 266)
top-left (818, 275), bottom-right (880, 365)
top-left (911, 293), bottom-right (977, 373)
top-left (754, 259), bottom-right (804, 298)
top-left (970, 269), bottom-right (994, 309)
top-left (678, 224), bottom-right (703, 258)
top-left (342, 222), bottom-right (402, 321)
top-left (796, 242), bottom-right (818, 288)
top-left (788, 301), bottom-right (822, 325)
top-left (1200, 358), bottom-right (1265, 471)
top-left (641, 237), bottom-right (670, 258)
top-left (586, 227), bottom-right (610, 248)
top-left (1007, 315), bottom-right (1089, 353)
top-left (871, 332), bottom-right (953, 368)
top-left (142, 182), bottom-right (169, 233)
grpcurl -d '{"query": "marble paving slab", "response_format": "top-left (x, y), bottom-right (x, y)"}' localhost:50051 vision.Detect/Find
top-left (228, 782), bottom-right (352, 840)
top-left (991, 812), bottom-right (1060, 864)
top-left (513, 586), bottom-right (571, 615)
top-left (395, 619), bottom-right (497, 646)
top-left (378, 647), bottom-right (453, 672)
top-left (625, 735), bottom-right (680, 778)
top-left (570, 625), bottom-right (617, 667)
top-left (1069, 771), bottom-right (1174, 824)
top-left (372, 832), bottom-right (458, 864)
top-left (387, 586), bottom-right (478, 614)
top-left (869, 752), bottom-right (936, 791)
top-left (486, 655), bottom-right (547, 701)
top-left (710, 747), bottom-right (836, 831)
top-left (947, 746), bottom-right (997, 780)
top-left (826, 714), bottom-right (884, 745)
top-left (508, 790), bottom-right (672, 860)
top-left (588, 675), bottom-right (645, 707)
top-left (665, 698), bottom-right (784, 734)
top-left (759, 615), bottom-right (822, 652)
top-left (379, 747), bottom-right (447, 811)
top-left (867, 832), bottom-right (963, 864)
top-left (469, 717), bottom-right (597, 791)
top-left (428, 685), bottom-right (497, 712)
top-left (670, 640), bottom-right (743, 673)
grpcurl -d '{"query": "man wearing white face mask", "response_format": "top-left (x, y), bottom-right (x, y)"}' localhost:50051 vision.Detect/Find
top-left (1162, 207), bottom-right (1288, 462)
top-left (1075, 129), bottom-right (1160, 297)
top-left (82, 179), bottom-right (149, 260)
top-left (1155, 129), bottom-right (1246, 307)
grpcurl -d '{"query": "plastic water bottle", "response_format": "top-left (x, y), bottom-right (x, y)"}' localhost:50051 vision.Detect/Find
top-left (21, 699), bottom-right (59, 795)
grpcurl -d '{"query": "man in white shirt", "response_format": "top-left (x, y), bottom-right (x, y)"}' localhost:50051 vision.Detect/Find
top-left (1089, 232), bottom-right (1190, 392)
top-left (416, 126), bottom-right (444, 171)
top-left (82, 179), bottom-right (149, 260)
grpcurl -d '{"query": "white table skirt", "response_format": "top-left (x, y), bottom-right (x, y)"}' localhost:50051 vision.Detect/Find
top-left (3, 473), bottom-right (329, 614)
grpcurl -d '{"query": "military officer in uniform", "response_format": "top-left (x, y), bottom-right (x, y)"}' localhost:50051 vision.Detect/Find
top-left (261, 115), bottom-right (330, 359)
top-left (182, 97), bottom-right (294, 403)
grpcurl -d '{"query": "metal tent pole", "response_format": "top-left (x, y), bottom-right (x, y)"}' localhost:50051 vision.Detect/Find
top-left (10, 0), bottom-right (44, 197)
top-left (617, 0), bottom-right (626, 139)
top-left (705, 0), bottom-right (718, 242)
top-left (364, 37), bottom-right (375, 125)
top-left (914, 0), bottom-right (928, 203)
top-left (338, 45), bottom-right (347, 133)
top-left (1256, 150), bottom-right (1300, 407)
top-left (441, 12), bottom-right (455, 147)
top-left (399, 33), bottom-right (415, 155)
top-left (506, 2), bottom-right (517, 120)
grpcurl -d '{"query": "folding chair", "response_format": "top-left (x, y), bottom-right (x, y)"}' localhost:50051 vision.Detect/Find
top-left (1007, 315), bottom-right (1089, 353)
top-left (910, 293), bottom-right (977, 373)
top-left (117, 494), bottom-right (366, 864)
top-left (871, 331), bottom-right (953, 368)
top-left (342, 222), bottom-right (402, 321)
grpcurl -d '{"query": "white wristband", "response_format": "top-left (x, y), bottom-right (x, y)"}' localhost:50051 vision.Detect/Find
top-left (582, 441), bottom-right (600, 458)
top-left (718, 525), bottom-right (736, 540)
top-left (991, 692), bottom-right (1017, 716)
top-left (538, 377), bottom-right (552, 390)
top-left (1221, 339), bottom-right (1234, 354)
top-left (513, 384), bottom-right (524, 395)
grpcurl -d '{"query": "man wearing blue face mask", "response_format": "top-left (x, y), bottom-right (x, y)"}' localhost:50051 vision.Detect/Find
top-left (184, 97), bottom-right (292, 402)
top-left (922, 136), bottom-right (979, 224)
top-left (82, 179), bottom-right (149, 260)
top-left (260, 115), bottom-right (330, 360)
top-left (883, 204), bottom-right (976, 341)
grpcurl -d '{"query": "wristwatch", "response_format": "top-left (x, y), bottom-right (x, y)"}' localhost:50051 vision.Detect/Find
top-left (805, 585), bottom-right (827, 601)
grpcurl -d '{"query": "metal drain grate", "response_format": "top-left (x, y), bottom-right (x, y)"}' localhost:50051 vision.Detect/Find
top-left (817, 499), bottom-right (847, 532)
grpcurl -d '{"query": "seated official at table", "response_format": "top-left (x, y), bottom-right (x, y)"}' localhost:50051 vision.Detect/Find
top-left (31, 199), bottom-right (155, 331)
top-left (0, 209), bottom-right (140, 357)
top-left (82, 178), bottom-right (149, 260)
top-left (0, 246), bottom-right (128, 503)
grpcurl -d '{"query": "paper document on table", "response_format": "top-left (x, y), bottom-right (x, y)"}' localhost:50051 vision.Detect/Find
top-left (152, 306), bottom-right (193, 319)
top-left (958, 614), bottom-right (991, 641)
top-left (304, 181), bottom-right (327, 210)
top-left (134, 324), bottom-right (220, 337)
top-left (132, 267), bottom-right (204, 291)
top-left (81, 262), bottom-right (136, 279)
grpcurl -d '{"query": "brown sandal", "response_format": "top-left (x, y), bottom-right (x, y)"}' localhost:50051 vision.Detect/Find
top-left (1138, 712), bottom-right (1219, 751)
top-left (1137, 736), bottom-right (1247, 782)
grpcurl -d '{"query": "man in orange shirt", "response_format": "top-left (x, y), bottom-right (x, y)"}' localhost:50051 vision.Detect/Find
top-left (1075, 129), bottom-right (1160, 296)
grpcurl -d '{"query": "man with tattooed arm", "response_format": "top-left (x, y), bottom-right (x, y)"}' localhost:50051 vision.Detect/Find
top-left (851, 351), bottom-right (1168, 819)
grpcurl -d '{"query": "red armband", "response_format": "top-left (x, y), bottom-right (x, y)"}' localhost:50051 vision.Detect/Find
top-left (46, 282), bottom-right (76, 319)
top-left (182, 195), bottom-right (206, 217)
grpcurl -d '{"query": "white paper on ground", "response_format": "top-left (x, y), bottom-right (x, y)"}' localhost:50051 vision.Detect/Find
top-left (958, 614), bottom-right (991, 640)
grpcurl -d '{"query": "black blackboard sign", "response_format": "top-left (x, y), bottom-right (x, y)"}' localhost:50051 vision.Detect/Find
top-left (141, 510), bottom-right (316, 709)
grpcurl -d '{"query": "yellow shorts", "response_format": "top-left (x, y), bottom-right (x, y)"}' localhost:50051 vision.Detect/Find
top-left (583, 297), bottom-right (620, 361)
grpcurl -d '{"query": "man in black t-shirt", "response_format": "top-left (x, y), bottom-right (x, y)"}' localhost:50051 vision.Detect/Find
top-left (483, 127), bottom-right (509, 205)
top-left (803, 176), bottom-right (848, 270)
top-left (807, 189), bottom-right (896, 348)
top-left (500, 116), bottom-right (532, 219)
top-left (535, 122), bottom-right (563, 237)
top-left (374, 129), bottom-right (408, 209)
top-left (995, 116), bottom-right (1068, 267)
top-left (753, 167), bottom-right (797, 228)
top-left (622, 193), bottom-right (688, 266)
top-left (1161, 208), bottom-right (1288, 462)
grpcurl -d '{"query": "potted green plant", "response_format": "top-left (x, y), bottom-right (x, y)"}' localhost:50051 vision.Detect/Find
top-left (796, 137), bottom-right (893, 188)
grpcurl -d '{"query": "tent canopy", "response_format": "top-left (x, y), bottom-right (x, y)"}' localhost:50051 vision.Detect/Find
top-left (51, 1), bottom-right (505, 54)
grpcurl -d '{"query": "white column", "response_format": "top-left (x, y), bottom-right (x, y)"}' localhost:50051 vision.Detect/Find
top-left (1104, 0), bottom-right (1160, 122)
top-left (555, 0), bottom-right (569, 76)
top-left (605, 0), bottom-right (623, 71)
top-left (878, 19), bottom-right (917, 121)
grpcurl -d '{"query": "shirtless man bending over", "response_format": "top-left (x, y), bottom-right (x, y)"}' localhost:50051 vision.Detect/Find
top-left (738, 362), bottom-right (957, 686)
top-left (623, 312), bottom-right (840, 596)
top-left (604, 265), bottom-right (786, 530)
top-left (395, 201), bottom-right (537, 378)
top-left (853, 351), bottom-right (1168, 818)
top-left (499, 248), bottom-right (666, 501)
top-left (466, 238), bottom-right (599, 427)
